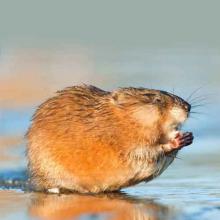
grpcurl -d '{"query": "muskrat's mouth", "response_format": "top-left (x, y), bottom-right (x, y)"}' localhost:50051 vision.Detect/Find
top-left (167, 123), bottom-right (184, 140)
top-left (171, 123), bottom-right (182, 131)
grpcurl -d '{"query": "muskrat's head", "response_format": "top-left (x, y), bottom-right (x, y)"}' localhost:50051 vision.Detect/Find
top-left (110, 87), bottom-right (191, 140)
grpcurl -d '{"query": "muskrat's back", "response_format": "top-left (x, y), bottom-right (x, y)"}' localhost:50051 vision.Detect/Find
top-left (27, 84), bottom-right (193, 193)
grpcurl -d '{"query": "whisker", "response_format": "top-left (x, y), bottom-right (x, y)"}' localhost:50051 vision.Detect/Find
top-left (190, 96), bottom-right (207, 104)
top-left (191, 103), bottom-right (209, 108)
top-left (175, 156), bottom-right (182, 160)
top-left (167, 155), bottom-right (182, 160)
top-left (186, 86), bottom-right (204, 102)
top-left (190, 111), bottom-right (208, 116)
top-left (189, 115), bottom-right (200, 120)
top-left (190, 97), bottom-right (209, 104)
top-left (189, 93), bottom-right (213, 104)
top-left (190, 99), bottom-right (211, 107)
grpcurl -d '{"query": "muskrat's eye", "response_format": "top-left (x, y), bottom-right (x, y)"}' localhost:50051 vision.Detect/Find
top-left (154, 97), bottom-right (162, 104)
top-left (143, 93), bottom-right (156, 98)
top-left (143, 93), bottom-right (163, 104)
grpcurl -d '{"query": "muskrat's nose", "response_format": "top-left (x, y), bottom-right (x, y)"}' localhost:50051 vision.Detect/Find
top-left (184, 103), bottom-right (191, 112)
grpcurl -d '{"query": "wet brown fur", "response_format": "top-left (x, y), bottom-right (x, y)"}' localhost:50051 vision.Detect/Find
top-left (26, 85), bottom-right (190, 193)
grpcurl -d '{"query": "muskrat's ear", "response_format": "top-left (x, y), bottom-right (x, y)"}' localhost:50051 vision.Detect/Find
top-left (111, 91), bottom-right (127, 105)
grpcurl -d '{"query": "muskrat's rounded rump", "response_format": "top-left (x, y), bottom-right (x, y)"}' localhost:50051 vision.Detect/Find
top-left (26, 84), bottom-right (193, 193)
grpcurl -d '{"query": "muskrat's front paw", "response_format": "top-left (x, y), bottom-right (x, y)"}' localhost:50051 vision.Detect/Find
top-left (171, 132), bottom-right (194, 150)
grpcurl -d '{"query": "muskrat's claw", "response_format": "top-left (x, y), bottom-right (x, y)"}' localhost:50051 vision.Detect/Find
top-left (162, 132), bottom-right (194, 154)
top-left (171, 132), bottom-right (194, 149)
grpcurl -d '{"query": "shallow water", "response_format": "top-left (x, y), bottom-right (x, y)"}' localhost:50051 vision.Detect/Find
top-left (0, 137), bottom-right (219, 220)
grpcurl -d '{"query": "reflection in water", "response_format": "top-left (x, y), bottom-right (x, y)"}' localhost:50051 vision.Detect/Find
top-left (29, 192), bottom-right (175, 220)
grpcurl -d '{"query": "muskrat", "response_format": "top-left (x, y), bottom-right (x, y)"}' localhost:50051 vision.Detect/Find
top-left (26, 85), bottom-right (193, 193)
